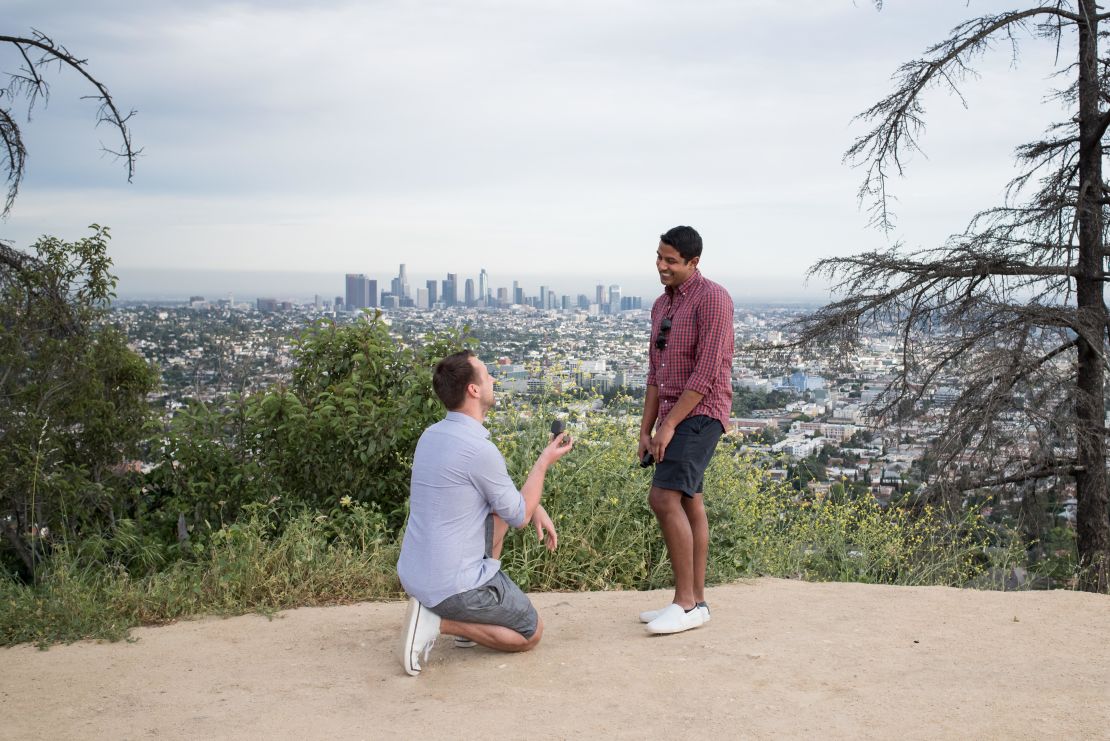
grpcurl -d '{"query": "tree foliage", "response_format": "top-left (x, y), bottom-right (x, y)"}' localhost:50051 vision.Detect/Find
top-left (148, 315), bottom-right (469, 539)
top-left (789, 1), bottom-right (1110, 590)
top-left (0, 227), bottom-right (158, 578)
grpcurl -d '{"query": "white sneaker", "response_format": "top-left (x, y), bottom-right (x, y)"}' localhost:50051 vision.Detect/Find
top-left (640, 601), bottom-right (710, 624)
top-left (645, 603), bottom-right (704, 635)
top-left (399, 597), bottom-right (441, 675)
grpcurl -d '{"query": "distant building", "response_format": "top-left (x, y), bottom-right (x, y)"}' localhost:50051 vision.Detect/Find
top-left (256, 297), bottom-right (278, 312)
top-left (442, 273), bottom-right (457, 307)
top-left (345, 273), bottom-right (371, 310)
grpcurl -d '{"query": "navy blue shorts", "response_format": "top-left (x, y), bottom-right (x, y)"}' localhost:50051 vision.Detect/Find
top-left (652, 415), bottom-right (724, 497)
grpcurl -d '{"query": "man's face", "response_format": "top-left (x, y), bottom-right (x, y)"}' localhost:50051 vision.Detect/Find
top-left (469, 356), bottom-right (495, 411)
top-left (656, 241), bottom-right (699, 288)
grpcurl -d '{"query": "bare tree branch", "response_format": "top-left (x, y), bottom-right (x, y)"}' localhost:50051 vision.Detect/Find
top-left (0, 30), bottom-right (138, 217)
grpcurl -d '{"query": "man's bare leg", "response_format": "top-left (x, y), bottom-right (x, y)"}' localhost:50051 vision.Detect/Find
top-left (440, 617), bottom-right (543, 653)
top-left (681, 493), bottom-right (708, 604)
top-left (648, 485), bottom-right (696, 610)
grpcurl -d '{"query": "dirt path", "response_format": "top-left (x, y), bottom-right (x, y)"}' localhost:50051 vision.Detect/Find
top-left (3, 578), bottom-right (1108, 739)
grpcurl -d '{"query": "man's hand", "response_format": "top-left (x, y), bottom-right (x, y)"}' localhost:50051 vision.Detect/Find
top-left (638, 431), bottom-right (652, 463)
top-left (541, 431), bottom-right (574, 466)
top-left (531, 504), bottom-right (558, 551)
top-left (650, 422), bottom-right (675, 463)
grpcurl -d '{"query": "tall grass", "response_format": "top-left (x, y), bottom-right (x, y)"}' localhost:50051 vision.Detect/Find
top-left (1, 506), bottom-right (401, 647)
top-left (2, 410), bottom-right (1022, 647)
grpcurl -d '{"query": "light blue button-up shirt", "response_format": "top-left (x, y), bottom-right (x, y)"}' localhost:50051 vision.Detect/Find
top-left (397, 412), bottom-right (526, 607)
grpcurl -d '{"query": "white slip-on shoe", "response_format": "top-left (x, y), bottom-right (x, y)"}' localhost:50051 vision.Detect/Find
top-left (641, 601), bottom-right (711, 624)
top-left (645, 603), bottom-right (704, 635)
top-left (399, 597), bottom-right (441, 676)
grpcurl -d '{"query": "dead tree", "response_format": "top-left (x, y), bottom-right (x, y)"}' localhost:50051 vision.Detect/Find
top-left (1, 29), bottom-right (138, 217)
top-left (789, 2), bottom-right (1110, 591)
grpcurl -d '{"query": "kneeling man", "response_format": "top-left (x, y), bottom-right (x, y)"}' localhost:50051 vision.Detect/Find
top-left (397, 350), bottom-right (573, 675)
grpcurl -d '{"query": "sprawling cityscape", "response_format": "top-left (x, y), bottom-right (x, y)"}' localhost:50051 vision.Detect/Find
top-left (115, 261), bottom-right (1077, 542)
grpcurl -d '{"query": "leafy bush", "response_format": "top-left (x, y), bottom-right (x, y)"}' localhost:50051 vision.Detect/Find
top-left (146, 314), bottom-right (468, 542)
top-left (0, 227), bottom-right (158, 580)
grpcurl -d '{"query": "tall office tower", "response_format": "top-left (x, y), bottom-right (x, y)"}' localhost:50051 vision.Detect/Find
top-left (539, 285), bottom-right (548, 309)
top-left (442, 273), bottom-right (457, 307)
top-left (334, 295), bottom-right (344, 310)
top-left (578, 294), bottom-right (590, 309)
top-left (464, 278), bottom-right (476, 307)
top-left (547, 289), bottom-right (556, 311)
top-left (479, 268), bottom-right (489, 306)
top-left (398, 264), bottom-right (410, 299)
top-left (513, 281), bottom-right (523, 305)
top-left (608, 285), bottom-right (621, 314)
top-left (426, 279), bottom-right (438, 306)
top-left (367, 279), bottom-right (378, 308)
top-left (561, 295), bottom-right (571, 310)
top-left (596, 283), bottom-right (605, 308)
top-left (416, 287), bottom-right (429, 309)
top-left (345, 273), bottom-right (368, 309)
top-left (497, 287), bottom-right (509, 306)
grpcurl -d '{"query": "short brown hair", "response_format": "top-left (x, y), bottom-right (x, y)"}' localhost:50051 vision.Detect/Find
top-left (433, 350), bottom-right (477, 410)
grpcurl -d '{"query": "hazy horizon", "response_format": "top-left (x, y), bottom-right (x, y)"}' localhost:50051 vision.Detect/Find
top-left (113, 266), bottom-right (832, 305)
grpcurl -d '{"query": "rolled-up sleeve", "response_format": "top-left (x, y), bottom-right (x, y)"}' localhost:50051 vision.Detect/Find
top-left (684, 288), bottom-right (734, 396)
top-left (469, 442), bottom-right (526, 527)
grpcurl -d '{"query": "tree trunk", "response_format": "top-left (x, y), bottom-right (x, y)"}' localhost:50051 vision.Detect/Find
top-left (0, 516), bottom-right (34, 578)
top-left (1073, 0), bottom-right (1110, 591)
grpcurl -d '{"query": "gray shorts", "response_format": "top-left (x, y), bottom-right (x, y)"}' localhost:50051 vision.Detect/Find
top-left (652, 415), bottom-right (724, 497)
top-left (430, 571), bottom-right (539, 639)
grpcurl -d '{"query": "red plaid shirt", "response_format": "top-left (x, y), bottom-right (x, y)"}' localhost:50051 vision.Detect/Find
top-left (646, 270), bottom-right (734, 431)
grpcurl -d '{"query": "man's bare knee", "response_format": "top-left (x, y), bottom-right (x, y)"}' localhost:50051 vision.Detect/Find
top-left (514, 616), bottom-right (543, 652)
top-left (649, 486), bottom-right (683, 514)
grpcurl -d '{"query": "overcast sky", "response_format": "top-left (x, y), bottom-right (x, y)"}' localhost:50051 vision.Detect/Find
top-left (0, 1), bottom-right (1074, 300)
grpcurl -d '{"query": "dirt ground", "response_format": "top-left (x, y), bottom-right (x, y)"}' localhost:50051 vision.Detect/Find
top-left (2, 578), bottom-right (1108, 740)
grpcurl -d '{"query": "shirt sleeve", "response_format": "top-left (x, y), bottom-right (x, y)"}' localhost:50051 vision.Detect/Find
top-left (685, 287), bottom-right (734, 396)
top-left (469, 441), bottom-right (527, 528)
top-left (646, 301), bottom-right (659, 386)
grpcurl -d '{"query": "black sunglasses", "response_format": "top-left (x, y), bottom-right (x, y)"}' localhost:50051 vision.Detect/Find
top-left (655, 317), bottom-right (672, 351)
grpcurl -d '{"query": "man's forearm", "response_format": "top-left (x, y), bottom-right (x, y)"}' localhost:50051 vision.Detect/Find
top-left (519, 454), bottom-right (552, 523)
top-left (641, 384), bottom-right (660, 436)
top-left (659, 389), bottom-right (704, 431)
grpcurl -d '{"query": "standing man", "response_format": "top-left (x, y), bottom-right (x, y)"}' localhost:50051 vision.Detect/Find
top-left (638, 225), bottom-right (734, 635)
top-left (397, 350), bottom-right (573, 675)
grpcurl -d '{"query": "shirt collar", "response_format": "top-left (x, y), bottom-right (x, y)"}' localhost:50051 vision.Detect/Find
top-left (666, 268), bottom-right (703, 298)
top-left (445, 410), bottom-right (491, 438)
